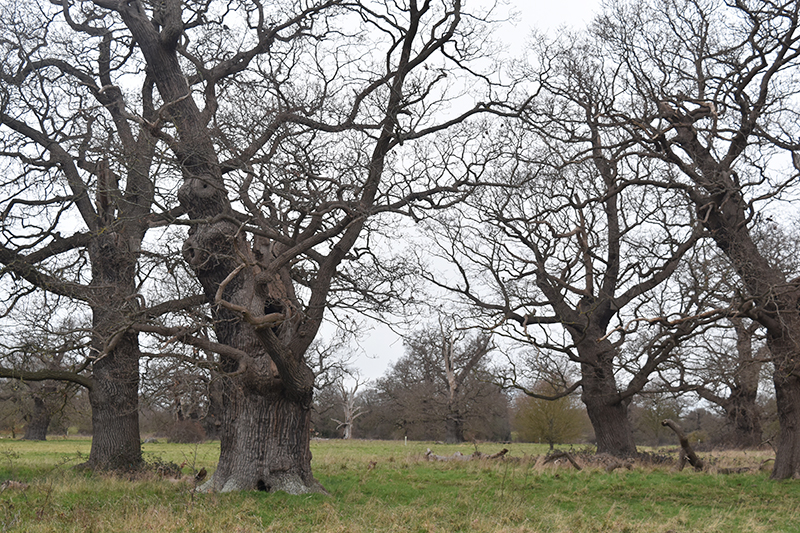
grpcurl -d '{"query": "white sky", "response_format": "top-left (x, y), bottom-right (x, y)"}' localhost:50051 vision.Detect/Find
top-left (351, 0), bottom-right (602, 381)
top-left (511, 0), bottom-right (600, 36)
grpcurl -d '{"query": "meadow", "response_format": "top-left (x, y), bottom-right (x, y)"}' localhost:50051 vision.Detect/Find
top-left (0, 437), bottom-right (797, 532)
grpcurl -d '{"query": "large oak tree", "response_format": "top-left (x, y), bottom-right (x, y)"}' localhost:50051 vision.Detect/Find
top-left (40, 0), bottom-right (517, 493)
top-left (0, 0), bottom-right (204, 469)
top-left (424, 33), bottom-right (703, 457)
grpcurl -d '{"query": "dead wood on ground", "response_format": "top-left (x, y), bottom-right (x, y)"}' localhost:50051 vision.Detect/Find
top-left (543, 451), bottom-right (582, 470)
top-left (661, 418), bottom-right (704, 471)
top-left (424, 448), bottom-right (508, 462)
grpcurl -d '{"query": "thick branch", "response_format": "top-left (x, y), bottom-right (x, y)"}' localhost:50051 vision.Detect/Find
top-left (0, 367), bottom-right (93, 390)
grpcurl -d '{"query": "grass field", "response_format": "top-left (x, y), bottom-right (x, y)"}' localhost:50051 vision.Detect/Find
top-left (0, 437), bottom-right (798, 532)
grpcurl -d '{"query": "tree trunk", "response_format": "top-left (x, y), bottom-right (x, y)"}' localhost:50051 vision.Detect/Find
top-left (22, 396), bottom-right (50, 441)
top-left (655, 93), bottom-right (800, 478)
top-left (577, 341), bottom-right (637, 457)
top-left (719, 320), bottom-right (763, 449)
top-left (122, 4), bottom-right (325, 490)
top-left (84, 233), bottom-right (143, 471)
top-left (722, 388), bottom-right (762, 449)
top-left (204, 368), bottom-right (323, 494)
top-left (185, 233), bottom-right (324, 490)
top-left (341, 422), bottom-right (352, 440)
top-left (583, 393), bottom-right (637, 457)
top-left (85, 330), bottom-right (143, 470)
top-left (445, 410), bottom-right (464, 444)
top-left (704, 209), bottom-right (800, 477)
top-left (770, 334), bottom-right (800, 479)
top-left (183, 232), bottom-right (324, 493)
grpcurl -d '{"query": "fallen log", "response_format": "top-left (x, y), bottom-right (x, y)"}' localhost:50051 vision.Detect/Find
top-left (483, 449), bottom-right (509, 460)
top-left (543, 451), bottom-right (582, 470)
top-left (0, 480), bottom-right (29, 492)
top-left (661, 418), bottom-right (704, 471)
top-left (759, 458), bottom-right (775, 471)
top-left (424, 448), bottom-right (508, 462)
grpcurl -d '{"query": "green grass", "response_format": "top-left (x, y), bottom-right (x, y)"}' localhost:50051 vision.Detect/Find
top-left (0, 438), bottom-right (797, 532)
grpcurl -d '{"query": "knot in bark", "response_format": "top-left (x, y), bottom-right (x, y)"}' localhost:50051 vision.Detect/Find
top-left (178, 176), bottom-right (228, 217)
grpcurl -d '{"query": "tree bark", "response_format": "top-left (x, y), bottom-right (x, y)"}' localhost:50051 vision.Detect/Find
top-left (203, 360), bottom-right (322, 494)
top-left (576, 337), bottom-right (637, 457)
top-left (86, 333), bottom-right (142, 470)
top-left (22, 396), bottom-right (51, 441)
top-left (83, 233), bottom-right (143, 471)
top-left (582, 391), bottom-right (636, 457)
top-left (770, 334), bottom-right (800, 479)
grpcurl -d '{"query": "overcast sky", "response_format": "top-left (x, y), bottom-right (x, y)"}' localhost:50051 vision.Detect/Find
top-left (514, 0), bottom-right (600, 36)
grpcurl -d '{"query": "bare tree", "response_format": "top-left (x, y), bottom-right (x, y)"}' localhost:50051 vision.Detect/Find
top-left (437, 321), bottom-right (494, 443)
top-left (0, 0), bottom-right (208, 469)
top-left (591, 0), bottom-right (800, 477)
top-left (331, 372), bottom-right (367, 440)
top-left (423, 28), bottom-right (709, 456)
top-left (371, 324), bottom-right (505, 442)
top-left (693, 317), bottom-right (766, 448)
top-left (45, 0), bottom-right (518, 493)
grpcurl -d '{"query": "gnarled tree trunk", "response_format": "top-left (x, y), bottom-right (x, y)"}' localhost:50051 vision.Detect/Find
top-left (206, 366), bottom-right (321, 493)
top-left (182, 224), bottom-right (324, 493)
